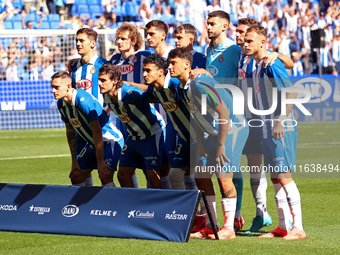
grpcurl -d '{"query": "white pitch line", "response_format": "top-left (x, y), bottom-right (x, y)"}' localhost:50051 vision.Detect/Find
top-left (0, 134), bottom-right (64, 139)
top-left (0, 154), bottom-right (69, 160)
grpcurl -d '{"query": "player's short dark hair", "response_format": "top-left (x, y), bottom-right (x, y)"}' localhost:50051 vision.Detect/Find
top-left (168, 48), bottom-right (193, 66)
top-left (115, 23), bottom-right (143, 51)
top-left (238, 18), bottom-right (258, 27)
top-left (247, 25), bottom-right (267, 38)
top-left (208, 10), bottom-right (230, 23)
top-left (146, 20), bottom-right (169, 36)
top-left (174, 23), bottom-right (197, 43)
top-left (51, 71), bottom-right (71, 80)
top-left (99, 64), bottom-right (123, 89)
top-left (143, 54), bottom-right (168, 73)
top-left (76, 28), bottom-right (98, 42)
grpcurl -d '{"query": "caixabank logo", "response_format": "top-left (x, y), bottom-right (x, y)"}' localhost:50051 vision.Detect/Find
top-left (128, 209), bottom-right (155, 219)
top-left (61, 205), bottom-right (79, 218)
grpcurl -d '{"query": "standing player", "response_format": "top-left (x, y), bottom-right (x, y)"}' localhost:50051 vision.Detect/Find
top-left (145, 19), bottom-right (177, 188)
top-left (51, 71), bottom-right (123, 187)
top-left (236, 18), bottom-right (294, 233)
top-left (168, 48), bottom-right (249, 239)
top-left (68, 28), bottom-right (109, 186)
top-left (98, 63), bottom-right (165, 189)
top-left (174, 23), bottom-right (206, 69)
top-left (200, 10), bottom-right (245, 230)
top-left (110, 22), bottom-right (152, 188)
top-left (142, 53), bottom-right (192, 190)
top-left (244, 25), bottom-right (306, 240)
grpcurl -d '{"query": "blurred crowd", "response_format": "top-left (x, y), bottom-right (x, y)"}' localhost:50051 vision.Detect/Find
top-left (1, 0), bottom-right (340, 81)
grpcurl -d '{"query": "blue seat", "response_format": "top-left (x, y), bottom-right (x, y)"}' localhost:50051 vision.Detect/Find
top-left (25, 13), bottom-right (36, 24)
top-left (77, 4), bottom-right (89, 14)
top-left (89, 4), bottom-right (102, 14)
top-left (2, 38), bottom-right (13, 49)
top-left (81, 13), bottom-right (91, 20)
top-left (36, 14), bottom-right (48, 21)
top-left (62, 23), bottom-right (74, 29)
top-left (87, 0), bottom-right (99, 4)
top-left (48, 13), bottom-right (60, 22)
top-left (50, 21), bottom-right (60, 29)
top-left (39, 21), bottom-right (50, 29)
top-left (77, 0), bottom-right (87, 4)
top-left (91, 12), bottom-right (102, 20)
top-left (13, 21), bottom-right (23, 29)
top-left (4, 21), bottom-right (13, 29)
top-left (11, 14), bottom-right (22, 22)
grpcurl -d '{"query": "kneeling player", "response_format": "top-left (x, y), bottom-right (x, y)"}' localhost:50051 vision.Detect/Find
top-left (98, 64), bottom-right (165, 189)
top-left (51, 71), bottom-right (123, 187)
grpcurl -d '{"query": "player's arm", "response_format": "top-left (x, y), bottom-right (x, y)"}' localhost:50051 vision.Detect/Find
top-left (190, 68), bottom-right (213, 79)
top-left (125, 81), bottom-right (148, 92)
top-left (89, 119), bottom-right (112, 175)
top-left (214, 102), bottom-right (230, 166)
top-left (65, 123), bottom-right (80, 178)
top-left (263, 52), bottom-right (294, 69)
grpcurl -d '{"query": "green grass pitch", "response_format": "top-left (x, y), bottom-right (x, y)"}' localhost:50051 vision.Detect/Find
top-left (0, 122), bottom-right (339, 254)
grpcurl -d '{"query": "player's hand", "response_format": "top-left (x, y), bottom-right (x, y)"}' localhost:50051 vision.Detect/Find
top-left (97, 161), bottom-right (112, 176)
top-left (263, 52), bottom-right (279, 68)
top-left (216, 144), bottom-right (230, 167)
top-left (273, 121), bottom-right (285, 140)
top-left (196, 141), bottom-right (207, 165)
top-left (190, 68), bottom-right (213, 80)
top-left (69, 161), bottom-right (81, 178)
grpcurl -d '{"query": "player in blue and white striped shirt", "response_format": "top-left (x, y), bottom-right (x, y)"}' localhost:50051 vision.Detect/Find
top-left (51, 71), bottom-right (123, 187)
top-left (98, 63), bottom-right (165, 189)
top-left (244, 25), bottom-right (306, 240)
top-left (168, 48), bottom-right (249, 240)
top-left (68, 28), bottom-right (109, 186)
top-left (110, 23), bottom-right (152, 188)
top-left (142, 53), bottom-right (194, 190)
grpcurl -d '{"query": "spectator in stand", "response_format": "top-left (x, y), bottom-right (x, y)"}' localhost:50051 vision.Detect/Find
top-left (139, 1), bottom-right (152, 25)
top-left (102, 0), bottom-right (117, 25)
top-left (41, 58), bottom-right (54, 80)
top-left (206, 0), bottom-right (222, 14)
top-left (0, 6), bottom-right (13, 29)
top-left (0, 44), bottom-right (8, 70)
top-left (122, 0), bottom-right (136, 22)
top-left (332, 32), bottom-right (340, 72)
top-left (22, 11), bottom-right (45, 30)
top-left (46, 0), bottom-right (56, 14)
top-left (22, 0), bottom-right (33, 14)
top-left (290, 51), bottom-right (304, 76)
top-left (174, 0), bottom-right (188, 26)
top-left (55, 0), bottom-right (64, 15)
top-left (84, 18), bottom-right (95, 29)
top-left (65, 0), bottom-right (75, 18)
top-left (6, 60), bottom-right (19, 81)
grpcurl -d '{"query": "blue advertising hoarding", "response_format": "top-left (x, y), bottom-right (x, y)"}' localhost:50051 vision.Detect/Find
top-left (0, 183), bottom-right (200, 242)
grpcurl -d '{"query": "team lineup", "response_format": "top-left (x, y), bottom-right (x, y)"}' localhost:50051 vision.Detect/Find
top-left (50, 10), bottom-right (306, 240)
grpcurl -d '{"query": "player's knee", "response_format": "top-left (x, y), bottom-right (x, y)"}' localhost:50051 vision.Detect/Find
top-left (70, 170), bottom-right (87, 184)
top-left (99, 172), bottom-right (113, 185)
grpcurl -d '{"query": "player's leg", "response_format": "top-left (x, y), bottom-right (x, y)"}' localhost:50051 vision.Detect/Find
top-left (99, 139), bottom-right (123, 187)
top-left (73, 143), bottom-right (95, 186)
top-left (76, 135), bottom-right (93, 186)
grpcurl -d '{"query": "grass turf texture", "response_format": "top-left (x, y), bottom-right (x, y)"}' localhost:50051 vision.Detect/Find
top-left (0, 122), bottom-right (339, 254)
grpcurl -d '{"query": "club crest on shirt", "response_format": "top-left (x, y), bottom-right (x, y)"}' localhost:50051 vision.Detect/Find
top-left (90, 67), bottom-right (96, 74)
top-left (76, 79), bottom-right (93, 90)
top-left (163, 101), bottom-right (178, 112)
top-left (119, 64), bottom-right (135, 75)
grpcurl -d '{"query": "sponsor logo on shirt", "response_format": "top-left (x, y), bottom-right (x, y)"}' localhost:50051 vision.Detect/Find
top-left (238, 68), bottom-right (247, 80)
top-left (163, 101), bottom-right (178, 112)
top-left (117, 114), bottom-right (132, 123)
top-left (69, 118), bottom-right (82, 128)
top-left (119, 64), bottom-right (135, 75)
top-left (76, 79), bottom-right (93, 90)
top-left (206, 65), bottom-right (218, 76)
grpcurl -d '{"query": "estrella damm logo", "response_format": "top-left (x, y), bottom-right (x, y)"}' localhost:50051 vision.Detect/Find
top-left (238, 68), bottom-right (246, 80)
top-left (69, 118), bottom-right (82, 128)
top-left (117, 114), bottom-right (132, 123)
